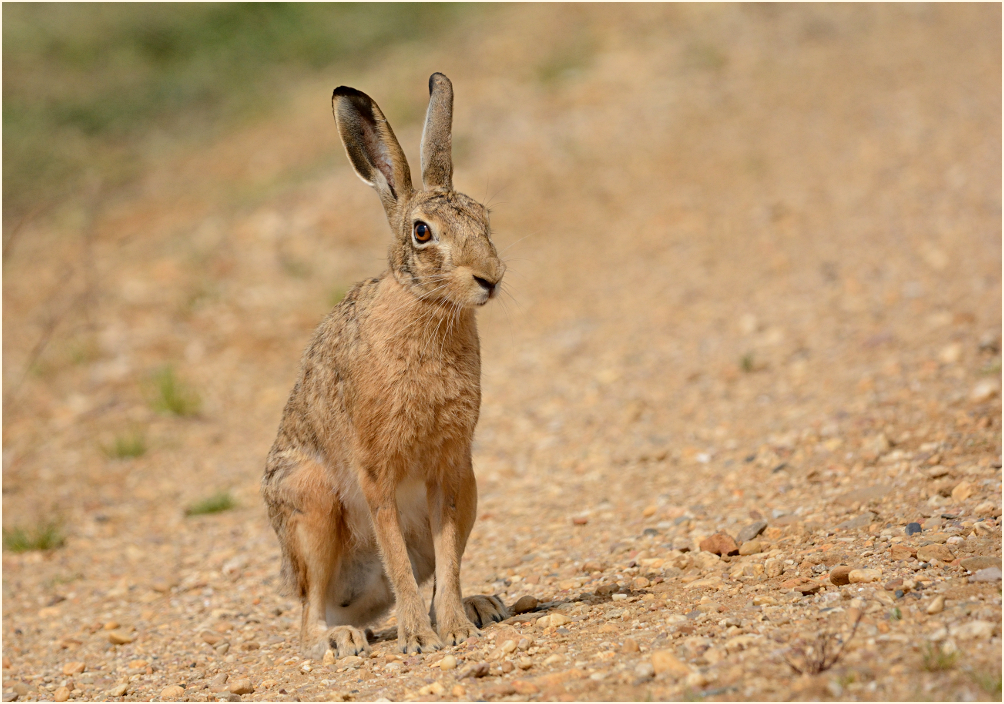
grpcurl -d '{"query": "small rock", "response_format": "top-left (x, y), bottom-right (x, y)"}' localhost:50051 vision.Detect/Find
top-left (970, 567), bottom-right (1003, 583)
top-left (926, 595), bottom-right (945, 615)
top-left (517, 657), bottom-right (532, 670)
top-left (632, 576), bottom-right (650, 589)
top-left (922, 516), bottom-right (943, 530)
top-left (651, 650), bottom-right (691, 677)
top-left (536, 613), bottom-right (570, 629)
top-left (960, 556), bottom-right (1000, 572)
top-left (736, 520), bottom-right (768, 543)
top-left (917, 544), bottom-right (954, 563)
top-left (738, 539), bottom-right (763, 556)
top-left (950, 620), bottom-right (997, 640)
top-left (511, 595), bottom-right (538, 614)
top-left (970, 379), bottom-right (999, 402)
top-left (239, 641), bottom-right (259, 651)
top-left (699, 533), bottom-right (738, 556)
top-left (62, 662), bottom-right (86, 676)
top-left (764, 558), bottom-right (783, 578)
top-left (53, 687), bottom-right (69, 703)
top-left (108, 630), bottom-right (134, 645)
top-left (229, 678), bottom-right (254, 695)
top-left (161, 685), bottom-right (186, 700)
top-left (572, 516), bottom-right (589, 525)
top-left (838, 512), bottom-right (876, 531)
top-left (322, 649), bottom-right (336, 666)
top-left (829, 566), bottom-right (853, 586)
top-left (974, 502), bottom-right (999, 518)
top-left (889, 544), bottom-right (917, 560)
top-left (635, 662), bottom-right (655, 679)
top-left (621, 638), bottom-right (640, 653)
top-left (926, 466), bottom-right (951, 479)
top-left (438, 654), bottom-right (457, 670)
top-left (461, 662), bottom-right (490, 679)
top-left (905, 522), bottom-right (922, 536)
top-left (643, 505), bottom-right (658, 518)
top-left (848, 568), bottom-right (881, 583)
top-left (418, 682), bottom-right (445, 696)
top-left (108, 683), bottom-right (128, 697)
top-left (511, 681), bottom-right (539, 695)
top-left (200, 630), bottom-right (222, 646)
top-left (951, 481), bottom-right (974, 502)
top-left (103, 621), bottom-right (120, 630)
top-left (1, 657), bottom-right (9, 669)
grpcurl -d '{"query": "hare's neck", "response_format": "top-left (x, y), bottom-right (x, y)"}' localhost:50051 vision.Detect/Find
top-left (377, 274), bottom-right (477, 346)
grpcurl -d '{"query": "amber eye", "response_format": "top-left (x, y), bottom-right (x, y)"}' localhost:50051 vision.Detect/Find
top-left (413, 221), bottom-right (432, 244)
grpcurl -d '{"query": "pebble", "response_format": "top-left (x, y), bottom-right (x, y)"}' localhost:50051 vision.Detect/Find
top-left (438, 655), bottom-right (457, 670)
top-left (108, 683), bottom-right (128, 697)
top-left (699, 533), bottom-right (738, 556)
top-left (736, 520), bottom-right (768, 543)
top-left (738, 539), bottom-right (763, 556)
top-left (916, 544), bottom-right (954, 563)
top-left (838, 512), bottom-right (876, 531)
top-left (959, 556), bottom-right (1000, 572)
top-left (848, 568), bottom-right (881, 583)
top-left (229, 678), bottom-right (254, 695)
top-left (764, 558), bottom-right (783, 578)
top-left (651, 650), bottom-right (691, 677)
top-left (511, 680), bottom-right (538, 695)
top-left (634, 662), bottom-right (655, 679)
top-left (889, 544), bottom-right (917, 560)
top-left (632, 576), bottom-right (650, 589)
top-left (970, 379), bottom-right (998, 402)
top-left (161, 685), bottom-right (186, 700)
top-left (970, 567), bottom-right (1002, 583)
top-left (905, 522), bottom-right (922, 536)
top-left (61, 662), bottom-right (85, 676)
top-left (926, 595), bottom-right (945, 615)
top-left (511, 595), bottom-right (539, 614)
top-left (322, 649), bottom-right (336, 666)
top-left (951, 481), bottom-right (974, 502)
top-left (107, 630), bottom-right (134, 645)
top-left (974, 502), bottom-right (999, 517)
top-left (950, 620), bottom-right (997, 640)
top-left (621, 638), bottom-right (640, 653)
top-left (461, 662), bottom-right (490, 679)
top-left (517, 657), bottom-right (532, 670)
top-left (53, 687), bottom-right (69, 703)
top-left (418, 682), bottom-right (445, 696)
top-left (922, 516), bottom-right (943, 530)
top-left (536, 613), bottom-right (570, 629)
top-left (829, 565), bottom-right (853, 586)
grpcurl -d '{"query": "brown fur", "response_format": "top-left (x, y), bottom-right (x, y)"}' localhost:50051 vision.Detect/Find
top-left (261, 73), bottom-right (509, 657)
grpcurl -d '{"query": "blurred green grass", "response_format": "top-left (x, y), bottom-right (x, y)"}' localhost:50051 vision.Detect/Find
top-left (3, 3), bottom-right (473, 224)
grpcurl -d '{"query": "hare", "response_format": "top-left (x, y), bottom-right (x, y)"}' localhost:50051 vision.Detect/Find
top-left (261, 73), bottom-right (510, 658)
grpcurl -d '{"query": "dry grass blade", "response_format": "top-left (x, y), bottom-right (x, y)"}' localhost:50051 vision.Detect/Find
top-left (784, 607), bottom-right (864, 675)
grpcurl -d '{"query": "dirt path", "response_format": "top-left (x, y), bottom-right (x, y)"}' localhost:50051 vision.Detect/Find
top-left (3, 5), bottom-right (1001, 702)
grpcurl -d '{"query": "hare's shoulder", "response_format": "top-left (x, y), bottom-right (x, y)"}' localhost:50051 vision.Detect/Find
top-left (303, 276), bottom-right (384, 362)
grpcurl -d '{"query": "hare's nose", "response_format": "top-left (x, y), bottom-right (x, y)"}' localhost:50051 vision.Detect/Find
top-left (473, 275), bottom-right (497, 297)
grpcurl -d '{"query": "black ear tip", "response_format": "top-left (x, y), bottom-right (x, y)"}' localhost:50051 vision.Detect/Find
top-left (428, 73), bottom-right (450, 95)
top-left (333, 86), bottom-right (367, 100)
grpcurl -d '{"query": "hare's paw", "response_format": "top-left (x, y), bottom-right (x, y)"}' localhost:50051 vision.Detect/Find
top-left (327, 625), bottom-right (371, 658)
top-left (463, 594), bottom-right (510, 628)
top-left (400, 626), bottom-right (443, 654)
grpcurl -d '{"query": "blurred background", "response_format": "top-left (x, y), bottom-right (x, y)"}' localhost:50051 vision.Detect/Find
top-left (2, 3), bottom-right (1000, 587)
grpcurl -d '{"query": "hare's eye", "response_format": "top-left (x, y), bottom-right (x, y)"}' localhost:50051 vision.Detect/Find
top-left (413, 221), bottom-right (433, 244)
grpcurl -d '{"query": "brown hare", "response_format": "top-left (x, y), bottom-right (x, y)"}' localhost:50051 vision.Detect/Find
top-left (261, 73), bottom-right (510, 658)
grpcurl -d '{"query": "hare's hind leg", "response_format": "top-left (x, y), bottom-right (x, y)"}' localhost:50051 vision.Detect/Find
top-left (269, 453), bottom-right (370, 659)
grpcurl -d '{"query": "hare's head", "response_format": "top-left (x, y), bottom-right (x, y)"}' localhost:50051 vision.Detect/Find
top-left (333, 74), bottom-right (505, 308)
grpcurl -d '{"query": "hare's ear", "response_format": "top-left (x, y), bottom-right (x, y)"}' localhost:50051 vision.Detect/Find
top-left (332, 86), bottom-right (413, 216)
top-left (420, 73), bottom-right (454, 191)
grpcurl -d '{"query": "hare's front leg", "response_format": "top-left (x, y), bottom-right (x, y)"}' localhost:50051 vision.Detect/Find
top-left (362, 477), bottom-right (442, 654)
top-left (427, 463), bottom-right (510, 645)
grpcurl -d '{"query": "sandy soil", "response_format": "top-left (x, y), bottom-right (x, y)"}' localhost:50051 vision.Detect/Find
top-left (3, 4), bottom-right (1001, 702)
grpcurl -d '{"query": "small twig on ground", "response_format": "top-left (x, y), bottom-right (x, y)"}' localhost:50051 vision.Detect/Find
top-left (784, 606), bottom-right (865, 675)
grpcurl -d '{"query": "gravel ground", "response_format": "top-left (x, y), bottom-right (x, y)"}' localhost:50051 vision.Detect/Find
top-left (3, 4), bottom-right (1001, 702)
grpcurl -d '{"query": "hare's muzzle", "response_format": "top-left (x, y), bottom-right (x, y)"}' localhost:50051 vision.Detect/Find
top-left (473, 275), bottom-right (499, 299)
